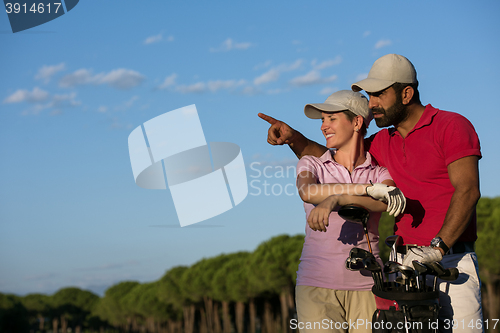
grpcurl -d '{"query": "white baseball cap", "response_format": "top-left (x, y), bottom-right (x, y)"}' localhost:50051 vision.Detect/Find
top-left (351, 54), bottom-right (417, 93)
top-left (304, 90), bottom-right (372, 127)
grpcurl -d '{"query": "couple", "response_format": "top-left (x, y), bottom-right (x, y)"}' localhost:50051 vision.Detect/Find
top-left (260, 54), bottom-right (483, 333)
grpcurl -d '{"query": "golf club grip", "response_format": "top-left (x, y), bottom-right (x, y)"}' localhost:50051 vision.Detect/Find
top-left (439, 267), bottom-right (459, 281)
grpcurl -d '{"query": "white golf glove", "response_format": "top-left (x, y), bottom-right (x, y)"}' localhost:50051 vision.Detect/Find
top-left (402, 247), bottom-right (443, 266)
top-left (366, 183), bottom-right (406, 216)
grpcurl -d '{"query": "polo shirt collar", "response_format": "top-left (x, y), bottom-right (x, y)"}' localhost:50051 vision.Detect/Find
top-left (389, 104), bottom-right (438, 137)
top-left (411, 104), bottom-right (438, 132)
top-left (319, 149), bottom-right (376, 170)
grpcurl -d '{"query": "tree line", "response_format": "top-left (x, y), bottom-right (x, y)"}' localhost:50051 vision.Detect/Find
top-left (1, 197), bottom-right (499, 333)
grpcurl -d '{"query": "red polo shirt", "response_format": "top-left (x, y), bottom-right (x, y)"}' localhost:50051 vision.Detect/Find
top-left (366, 104), bottom-right (481, 245)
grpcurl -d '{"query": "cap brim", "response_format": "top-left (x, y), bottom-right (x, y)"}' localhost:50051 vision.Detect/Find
top-left (304, 103), bottom-right (347, 119)
top-left (351, 78), bottom-right (395, 93)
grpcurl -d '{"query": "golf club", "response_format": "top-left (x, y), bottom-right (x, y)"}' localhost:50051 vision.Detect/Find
top-left (383, 260), bottom-right (401, 274)
top-left (430, 262), bottom-right (459, 281)
top-left (345, 257), bottom-right (365, 271)
top-left (439, 267), bottom-right (459, 281)
top-left (362, 256), bottom-right (383, 290)
top-left (397, 265), bottom-right (415, 292)
top-left (385, 235), bottom-right (402, 261)
top-left (429, 261), bottom-right (445, 276)
top-left (419, 262), bottom-right (440, 292)
top-left (338, 205), bottom-right (372, 253)
top-left (348, 247), bottom-right (373, 260)
top-left (345, 248), bottom-right (383, 290)
top-left (412, 260), bottom-right (431, 292)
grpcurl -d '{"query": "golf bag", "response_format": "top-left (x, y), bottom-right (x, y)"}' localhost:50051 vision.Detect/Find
top-left (371, 283), bottom-right (439, 333)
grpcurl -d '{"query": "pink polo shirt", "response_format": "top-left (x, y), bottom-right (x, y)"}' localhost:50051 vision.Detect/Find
top-left (366, 105), bottom-right (481, 246)
top-left (296, 150), bottom-right (392, 291)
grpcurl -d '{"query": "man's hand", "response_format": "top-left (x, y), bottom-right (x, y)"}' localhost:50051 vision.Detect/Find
top-left (258, 113), bottom-right (295, 145)
top-left (258, 113), bottom-right (327, 158)
top-left (366, 183), bottom-right (406, 216)
top-left (402, 247), bottom-right (443, 266)
top-left (307, 195), bottom-right (341, 232)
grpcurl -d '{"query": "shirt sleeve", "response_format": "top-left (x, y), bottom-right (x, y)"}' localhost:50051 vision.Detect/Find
top-left (296, 156), bottom-right (319, 182)
top-left (365, 131), bottom-right (387, 167)
top-left (440, 114), bottom-right (482, 166)
top-left (375, 166), bottom-right (393, 184)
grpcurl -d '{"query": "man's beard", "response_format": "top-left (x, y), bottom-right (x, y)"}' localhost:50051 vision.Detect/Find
top-left (372, 95), bottom-right (410, 128)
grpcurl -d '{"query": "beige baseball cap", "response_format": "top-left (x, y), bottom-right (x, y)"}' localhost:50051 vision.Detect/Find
top-left (351, 54), bottom-right (417, 93)
top-left (304, 90), bottom-right (372, 127)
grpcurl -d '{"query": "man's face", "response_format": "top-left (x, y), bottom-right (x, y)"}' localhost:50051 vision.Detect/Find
top-left (368, 86), bottom-right (409, 128)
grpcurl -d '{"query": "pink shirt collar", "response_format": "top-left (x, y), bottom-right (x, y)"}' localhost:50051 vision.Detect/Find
top-left (318, 149), bottom-right (377, 171)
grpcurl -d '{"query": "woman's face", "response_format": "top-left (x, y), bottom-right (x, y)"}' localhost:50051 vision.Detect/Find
top-left (320, 111), bottom-right (356, 149)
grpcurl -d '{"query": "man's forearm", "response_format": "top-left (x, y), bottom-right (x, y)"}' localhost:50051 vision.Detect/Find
top-left (436, 156), bottom-right (481, 252)
top-left (288, 130), bottom-right (327, 159)
top-left (436, 186), bottom-right (480, 249)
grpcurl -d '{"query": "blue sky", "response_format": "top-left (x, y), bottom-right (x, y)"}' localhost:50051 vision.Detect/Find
top-left (1, 1), bottom-right (499, 296)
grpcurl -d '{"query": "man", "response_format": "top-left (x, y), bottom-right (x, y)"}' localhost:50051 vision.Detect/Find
top-left (259, 54), bottom-right (483, 332)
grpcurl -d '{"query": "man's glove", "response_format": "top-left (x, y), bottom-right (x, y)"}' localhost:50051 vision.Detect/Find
top-left (366, 183), bottom-right (406, 216)
top-left (402, 247), bottom-right (443, 266)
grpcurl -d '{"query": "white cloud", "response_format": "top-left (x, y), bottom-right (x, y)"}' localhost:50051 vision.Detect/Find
top-left (240, 86), bottom-right (261, 95)
top-left (97, 96), bottom-right (140, 113)
top-left (210, 38), bottom-right (252, 52)
top-left (267, 88), bottom-right (284, 95)
top-left (144, 33), bottom-right (162, 45)
top-left (254, 68), bottom-right (280, 85)
top-left (98, 69), bottom-right (145, 89)
top-left (290, 71), bottom-right (321, 85)
top-left (4, 87), bottom-right (49, 103)
top-left (254, 60), bottom-right (272, 70)
top-left (158, 73), bottom-right (177, 89)
top-left (10, 90), bottom-right (81, 116)
top-left (35, 63), bottom-right (66, 83)
top-left (176, 82), bottom-right (206, 94)
top-left (21, 104), bottom-right (46, 116)
top-left (109, 116), bottom-right (132, 129)
top-left (253, 59), bottom-right (303, 85)
top-left (311, 56), bottom-right (342, 70)
top-left (50, 92), bottom-right (80, 108)
top-left (280, 59), bottom-right (303, 71)
top-left (59, 68), bottom-right (94, 87)
top-left (375, 39), bottom-right (392, 49)
top-left (144, 33), bottom-right (174, 45)
top-left (60, 68), bottom-right (145, 90)
top-left (290, 70), bottom-right (337, 86)
top-left (173, 79), bottom-right (246, 94)
top-left (292, 40), bottom-right (301, 45)
top-left (207, 79), bottom-right (246, 92)
top-left (363, 31), bottom-right (371, 38)
top-left (116, 95), bottom-right (139, 110)
top-left (160, 76), bottom-right (246, 94)
top-left (319, 87), bottom-right (338, 95)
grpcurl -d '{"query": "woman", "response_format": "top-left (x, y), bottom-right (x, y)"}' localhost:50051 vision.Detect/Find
top-left (295, 90), bottom-right (405, 333)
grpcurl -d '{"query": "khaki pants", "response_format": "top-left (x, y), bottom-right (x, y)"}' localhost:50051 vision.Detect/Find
top-left (295, 285), bottom-right (376, 333)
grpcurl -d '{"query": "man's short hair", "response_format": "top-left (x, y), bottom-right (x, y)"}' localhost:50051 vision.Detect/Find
top-left (392, 82), bottom-right (421, 105)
